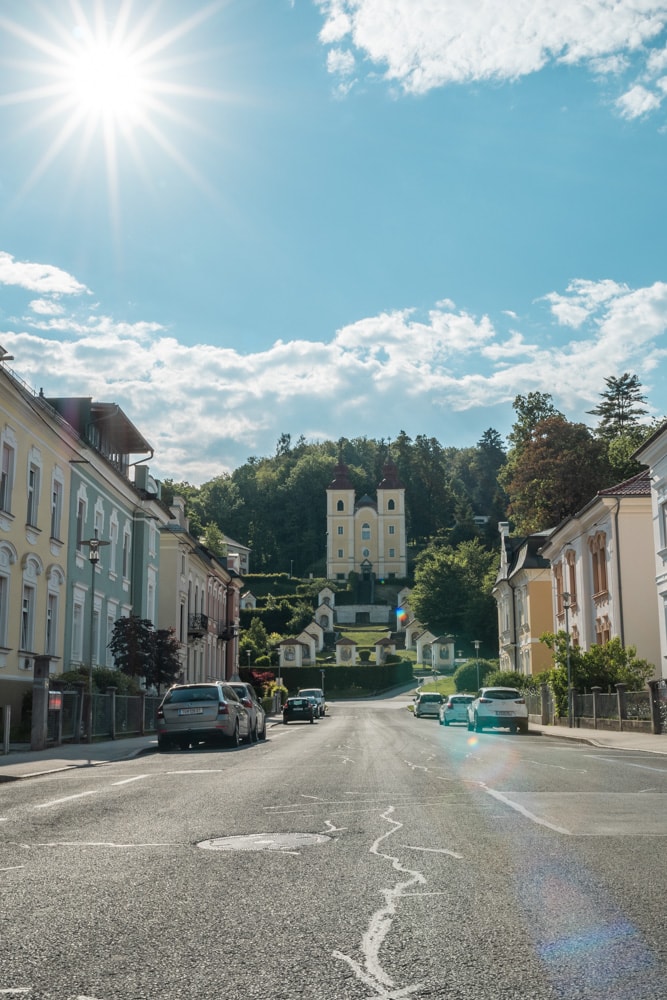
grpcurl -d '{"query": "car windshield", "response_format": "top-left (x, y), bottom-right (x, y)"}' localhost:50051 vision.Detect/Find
top-left (165, 687), bottom-right (219, 703)
top-left (484, 690), bottom-right (521, 700)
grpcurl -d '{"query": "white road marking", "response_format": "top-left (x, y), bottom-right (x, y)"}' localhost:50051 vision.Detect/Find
top-left (523, 759), bottom-right (588, 773)
top-left (0, 990), bottom-right (31, 995)
top-left (480, 784), bottom-right (571, 835)
top-left (0, 866), bottom-right (26, 872)
top-left (328, 754), bottom-right (356, 764)
top-left (322, 820), bottom-right (347, 833)
top-left (31, 841), bottom-right (178, 849)
top-left (399, 844), bottom-right (463, 859)
top-left (34, 790), bottom-right (98, 809)
top-left (111, 774), bottom-right (149, 786)
top-left (165, 769), bottom-right (225, 774)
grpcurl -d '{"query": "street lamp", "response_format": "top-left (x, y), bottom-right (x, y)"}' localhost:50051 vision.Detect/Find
top-left (80, 531), bottom-right (109, 743)
top-left (562, 591), bottom-right (573, 728)
top-left (472, 640), bottom-right (481, 691)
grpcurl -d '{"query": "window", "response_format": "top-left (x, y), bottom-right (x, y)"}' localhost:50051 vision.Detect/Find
top-left (336, 500), bottom-right (344, 511)
top-left (389, 548), bottom-right (395, 557)
top-left (50, 478), bottom-right (63, 540)
top-left (388, 525), bottom-right (395, 535)
top-left (0, 440), bottom-right (15, 512)
top-left (92, 605), bottom-right (100, 666)
top-left (94, 508), bottom-right (104, 557)
top-left (122, 529), bottom-right (131, 579)
top-left (362, 523), bottom-right (371, 540)
top-left (26, 463), bottom-right (40, 527)
top-left (362, 547), bottom-right (370, 558)
top-left (337, 548), bottom-right (344, 558)
top-left (337, 526), bottom-right (344, 535)
top-left (76, 498), bottom-right (86, 553)
top-left (106, 613), bottom-right (115, 667)
top-left (72, 599), bottom-right (84, 662)
top-left (589, 532), bottom-right (608, 595)
top-left (20, 585), bottom-right (35, 651)
top-left (388, 499), bottom-right (395, 510)
top-left (565, 549), bottom-right (577, 605)
top-left (45, 592), bottom-right (58, 655)
top-left (109, 517), bottom-right (118, 575)
top-left (0, 574), bottom-right (8, 647)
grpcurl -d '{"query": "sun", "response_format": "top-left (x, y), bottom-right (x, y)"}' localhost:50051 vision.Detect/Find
top-left (0, 1), bottom-right (225, 202)
top-left (65, 38), bottom-right (147, 121)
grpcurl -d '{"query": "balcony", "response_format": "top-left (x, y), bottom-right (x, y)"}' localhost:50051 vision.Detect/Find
top-left (217, 622), bottom-right (238, 642)
top-left (188, 613), bottom-right (209, 638)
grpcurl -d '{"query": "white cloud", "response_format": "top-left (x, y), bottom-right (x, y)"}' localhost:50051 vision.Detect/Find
top-left (28, 299), bottom-right (65, 316)
top-left (0, 252), bottom-right (89, 295)
top-left (2, 255), bottom-right (667, 483)
top-left (616, 83), bottom-right (663, 117)
top-left (315, 1), bottom-right (667, 108)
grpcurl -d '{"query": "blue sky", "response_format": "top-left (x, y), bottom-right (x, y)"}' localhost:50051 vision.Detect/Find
top-left (1, 0), bottom-right (666, 483)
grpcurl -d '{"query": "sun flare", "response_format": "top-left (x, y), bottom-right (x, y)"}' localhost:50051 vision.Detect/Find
top-left (1, 0), bottom-right (224, 203)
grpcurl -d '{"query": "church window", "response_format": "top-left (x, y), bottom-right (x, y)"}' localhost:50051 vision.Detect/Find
top-left (337, 526), bottom-right (343, 535)
top-left (388, 525), bottom-right (395, 535)
top-left (388, 499), bottom-right (395, 511)
top-left (336, 500), bottom-right (344, 511)
top-left (361, 523), bottom-right (371, 540)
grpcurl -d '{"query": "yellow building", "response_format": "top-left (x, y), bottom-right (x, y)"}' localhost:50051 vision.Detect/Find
top-left (326, 460), bottom-right (406, 581)
top-left (0, 356), bottom-right (73, 715)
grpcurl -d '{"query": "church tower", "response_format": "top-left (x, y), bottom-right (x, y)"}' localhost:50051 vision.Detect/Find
top-left (326, 458), bottom-right (406, 581)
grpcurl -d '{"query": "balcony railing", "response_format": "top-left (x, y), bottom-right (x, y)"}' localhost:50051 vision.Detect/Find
top-left (188, 613), bottom-right (208, 637)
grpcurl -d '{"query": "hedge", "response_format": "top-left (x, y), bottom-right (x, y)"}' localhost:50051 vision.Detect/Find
top-left (276, 660), bottom-right (413, 696)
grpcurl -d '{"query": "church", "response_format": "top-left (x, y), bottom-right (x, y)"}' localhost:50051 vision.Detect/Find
top-left (326, 459), bottom-right (407, 581)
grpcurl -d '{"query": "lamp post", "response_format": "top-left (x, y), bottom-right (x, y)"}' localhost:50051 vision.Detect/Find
top-left (246, 649), bottom-right (251, 671)
top-left (473, 640), bottom-right (481, 691)
top-left (562, 591), bottom-right (573, 728)
top-left (80, 531), bottom-right (109, 744)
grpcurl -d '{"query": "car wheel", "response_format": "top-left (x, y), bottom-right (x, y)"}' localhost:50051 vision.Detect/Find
top-left (474, 713), bottom-right (484, 733)
top-left (519, 720), bottom-right (529, 735)
top-left (228, 721), bottom-right (240, 747)
top-left (251, 722), bottom-right (259, 743)
top-left (467, 716), bottom-right (473, 731)
top-left (243, 723), bottom-right (253, 745)
top-left (309, 715), bottom-right (314, 724)
top-left (283, 718), bottom-right (288, 725)
top-left (157, 736), bottom-right (169, 752)
top-left (442, 718), bottom-right (449, 726)
top-left (259, 719), bottom-right (267, 740)
top-left (179, 738), bottom-right (189, 751)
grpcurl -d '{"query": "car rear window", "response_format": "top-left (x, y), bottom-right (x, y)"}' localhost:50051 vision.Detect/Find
top-left (420, 694), bottom-right (442, 702)
top-left (289, 699), bottom-right (307, 706)
top-left (484, 690), bottom-right (522, 700)
top-left (165, 687), bottom-right (219, 703)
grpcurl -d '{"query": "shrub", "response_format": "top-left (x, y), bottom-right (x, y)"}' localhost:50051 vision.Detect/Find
top-left (485, 670), bottom-right (539, 691)
top-left (453, 658), bottom-right (495, 693)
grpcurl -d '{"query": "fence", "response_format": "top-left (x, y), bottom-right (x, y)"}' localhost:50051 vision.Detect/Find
top-left (525, 682), bottom-right (664, 734)
top-left (46, 689), bottom-right (162, 745)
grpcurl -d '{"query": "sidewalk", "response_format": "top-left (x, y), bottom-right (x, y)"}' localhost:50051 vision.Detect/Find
top-left (527, 722), bottom-right (667, 755)
top-left (0, 735), bottom-right (158, 782)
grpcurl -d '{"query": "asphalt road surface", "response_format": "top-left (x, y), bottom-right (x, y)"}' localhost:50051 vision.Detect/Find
top-left (2, 694), bottom-right (667, 999)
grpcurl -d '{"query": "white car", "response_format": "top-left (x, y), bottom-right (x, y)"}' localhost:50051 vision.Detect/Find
top-left (414, 692), bottom-right (444, 718)
top-left (297, 688), bottom-right (326, 717)
top-left (439, 694), bottom-right (475, 726)
top-left (466, 687), bottom-right (529, 734)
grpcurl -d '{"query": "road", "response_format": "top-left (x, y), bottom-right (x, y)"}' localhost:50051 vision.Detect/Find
top-left (1, 694), bottom-right (667, 999)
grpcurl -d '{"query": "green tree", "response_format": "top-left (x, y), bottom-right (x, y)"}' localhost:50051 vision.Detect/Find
top-left (502, 416), bottom-right (610, 532)
top-left (411, 538), bottom-right (498, 647)
top-left (587, 373), bottom-right (648, 440)
top-left (453, 658), bottom-right (495, 692)
top-left (108, 616), bottom-right (156, 679)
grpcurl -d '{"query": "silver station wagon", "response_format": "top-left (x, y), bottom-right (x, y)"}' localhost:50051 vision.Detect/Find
top-left (156, 682), bottom-right (251, 751)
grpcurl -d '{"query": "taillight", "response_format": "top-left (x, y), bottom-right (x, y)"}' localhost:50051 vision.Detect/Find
top-left (157, 707), bottom-right (164, 719)
top-left (242, 698), bottom-right (252, 708)
top-left (515, 698), bottom-right (525, 704)
top-left (479, 698), bottom-right (492, 703)
top-left (218, 702), bottom-right (229, 715)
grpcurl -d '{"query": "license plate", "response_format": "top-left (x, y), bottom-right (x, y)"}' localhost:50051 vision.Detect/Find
top-left (495, 711), bottom-right (513, 716)
top-left (178, 707), bottom-right (204, 716)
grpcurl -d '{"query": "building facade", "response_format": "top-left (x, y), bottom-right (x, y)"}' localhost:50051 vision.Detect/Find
top-left (326, 459), bottom-right (407, 581)
top-left (493, 523), bottom-right (554, 675)
top-left (539, 471), bottom-right (660, 675)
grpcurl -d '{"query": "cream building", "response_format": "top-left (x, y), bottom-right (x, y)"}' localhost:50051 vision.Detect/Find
top-left (634, 425), bottom-right (667, 678)
top-left (326, 460), bottom-right (407, 581)
top-left (493, 523), bottom-right (553, 676)
top-left (539, 471), bottom-right (660, 674)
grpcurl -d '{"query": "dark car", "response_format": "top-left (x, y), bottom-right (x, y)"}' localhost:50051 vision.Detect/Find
top-left (283, 697), bottom-right (315, 724)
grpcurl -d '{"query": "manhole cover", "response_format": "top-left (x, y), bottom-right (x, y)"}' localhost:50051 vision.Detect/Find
top-left (198, 832), bottom-right (331, 852)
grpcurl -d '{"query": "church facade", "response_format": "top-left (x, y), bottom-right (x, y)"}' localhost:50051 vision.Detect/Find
top-left (326, 460), bottom-right (407, 581)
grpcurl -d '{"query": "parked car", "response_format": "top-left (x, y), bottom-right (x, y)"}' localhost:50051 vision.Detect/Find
top-left (283, 697), bottom-right (316, 724)
top-left (297, 687), bottom-right (326, 717)
top-left (156, 682), bottom-right (251, 750)
top-left (439, 694), bottom-right (475, 726)
top-left (414, 692), bottom-right (444, 718)
top-left (228, 681), bottom-right (267, 741)
top-left (466, 687), bottom-right (529, 734)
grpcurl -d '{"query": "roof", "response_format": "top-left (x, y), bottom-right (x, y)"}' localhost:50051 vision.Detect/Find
top-left (496, 531), bottom-right (551, 584)
top-left (356, 494), bottom-right (377, 509)
top-left (597, 468), bottom-right (651, 498)
top-left (328, 461), bottom-right (354, 489)
top-left (378, 460), bottom-right (404, 490)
